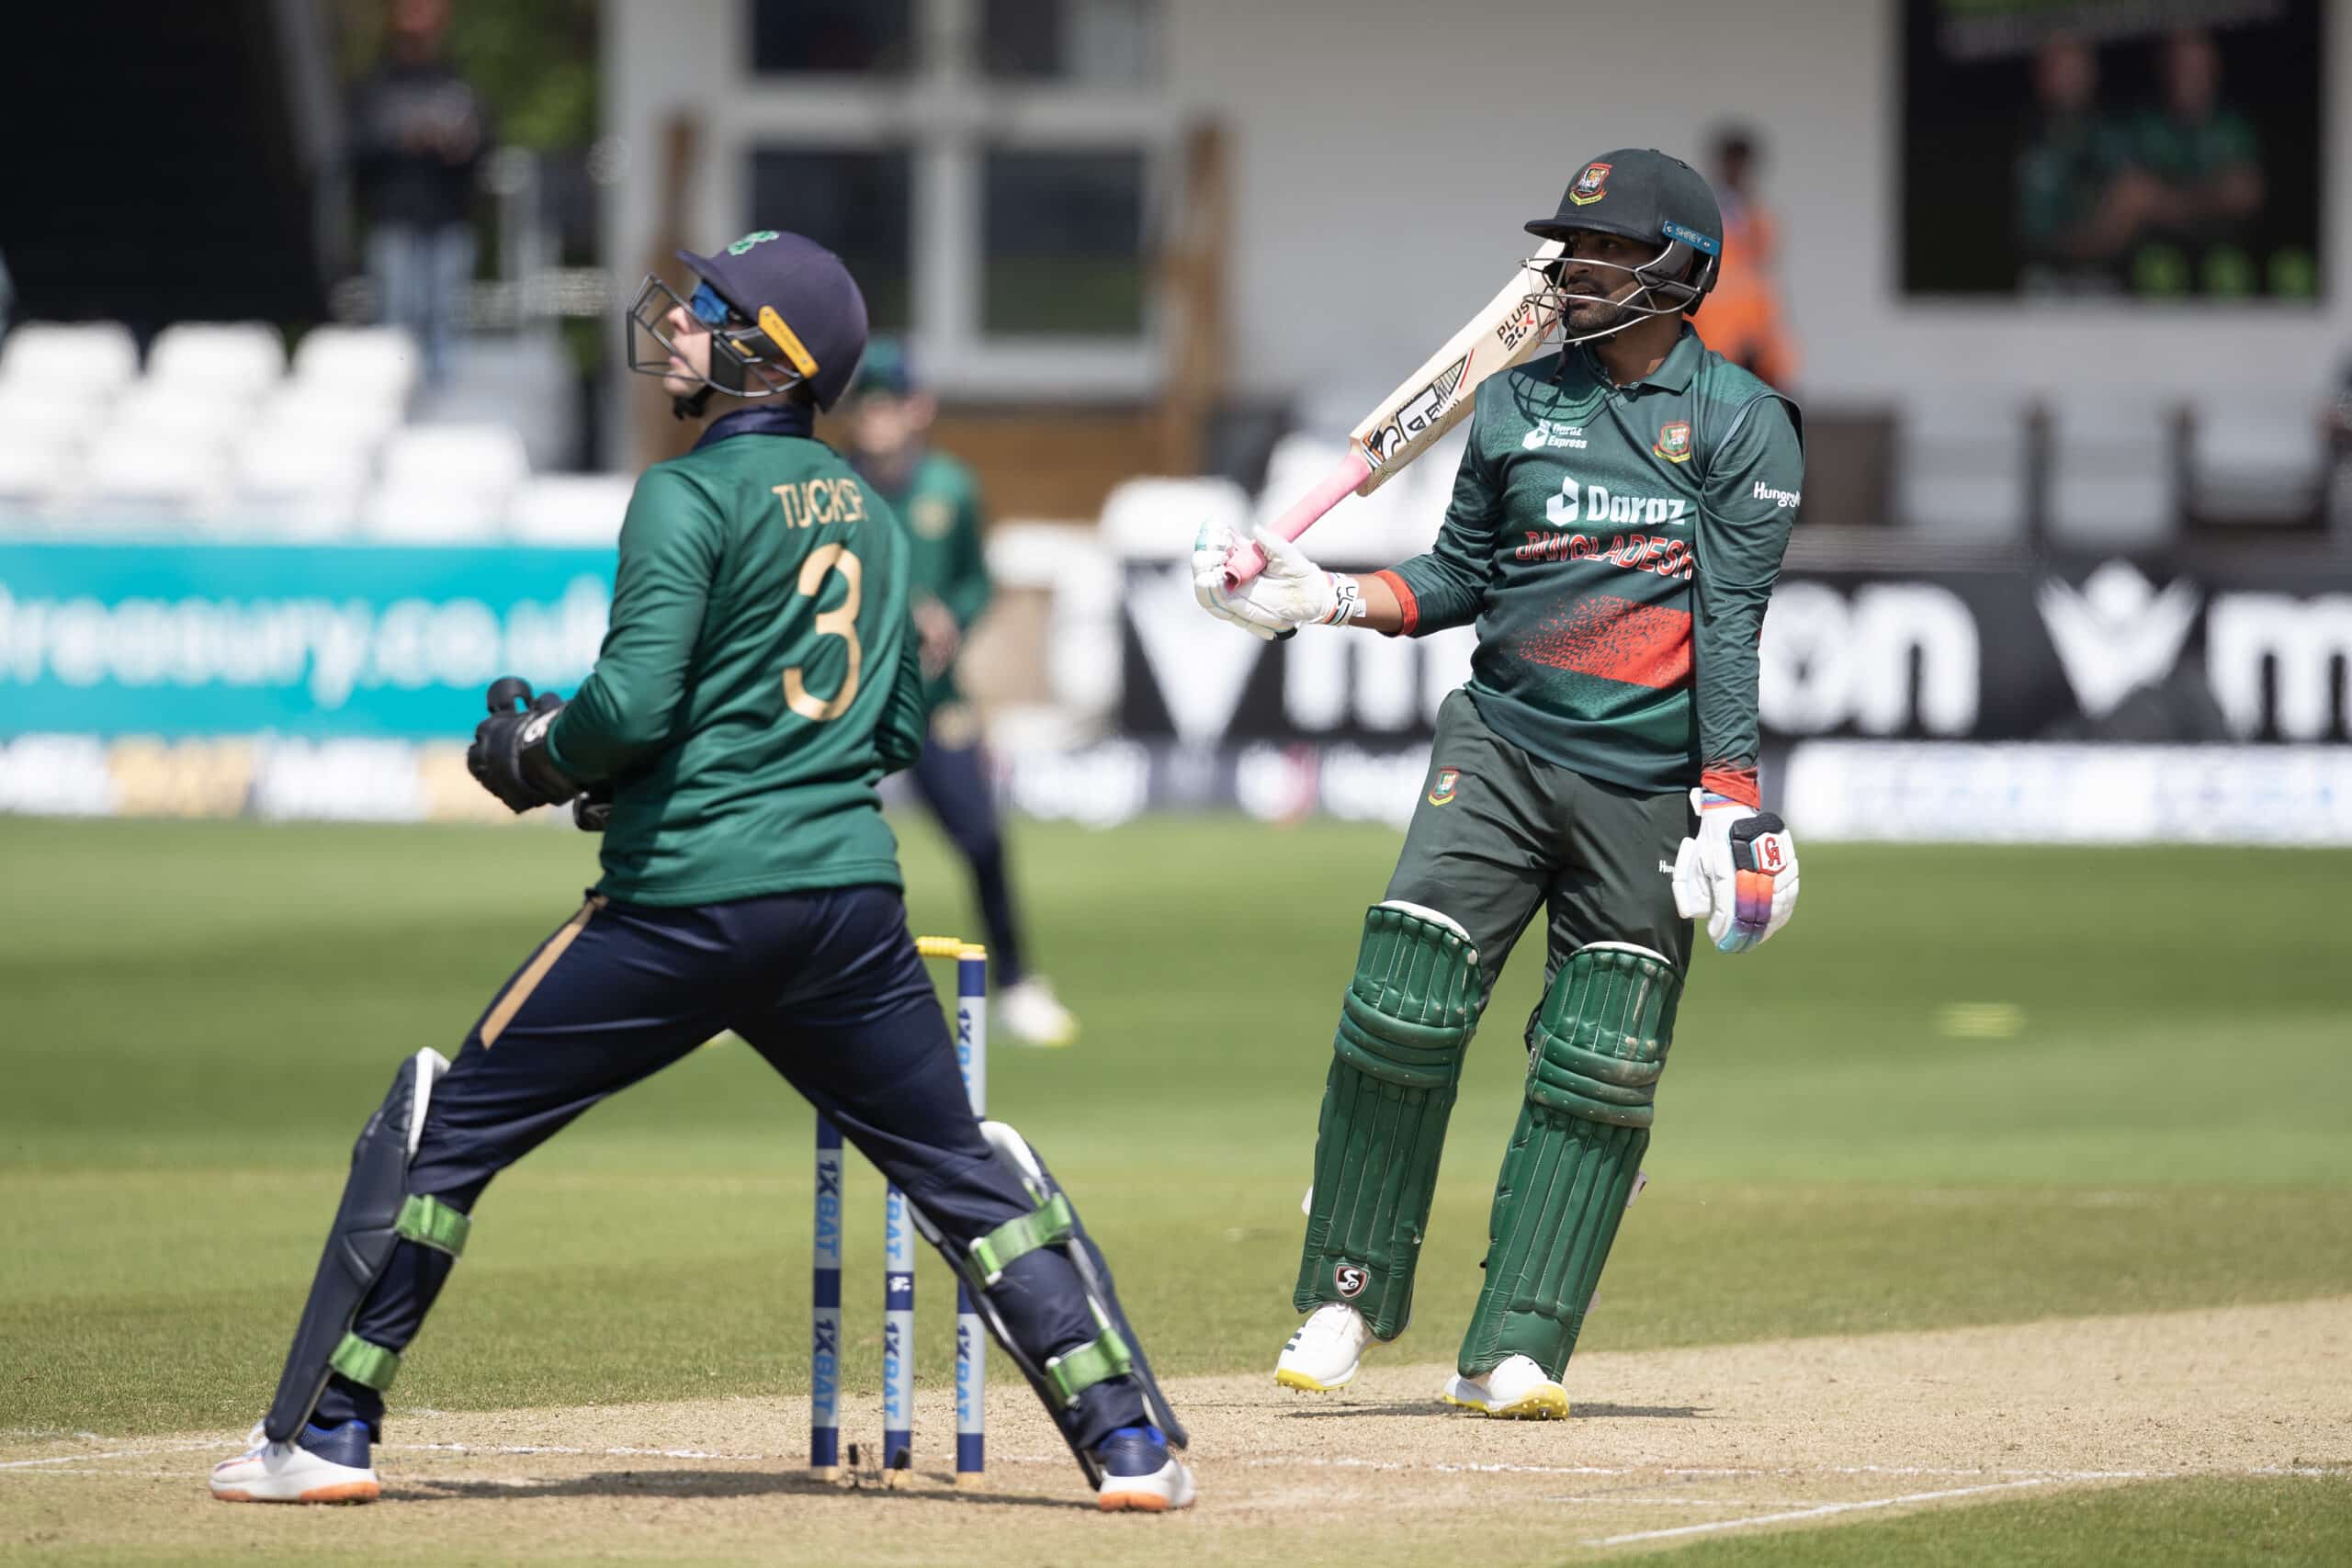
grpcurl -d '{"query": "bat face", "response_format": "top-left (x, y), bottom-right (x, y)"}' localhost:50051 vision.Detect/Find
top-left (1351, 240), bottom-right (1565, 492)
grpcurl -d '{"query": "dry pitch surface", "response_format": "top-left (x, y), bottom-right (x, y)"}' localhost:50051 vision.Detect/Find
top-left (6, 1297), bottom-right (2346, 1565)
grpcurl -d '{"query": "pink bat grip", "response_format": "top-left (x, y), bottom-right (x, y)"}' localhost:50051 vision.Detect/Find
top-left (1222, 449), bottom-right (1374, 587)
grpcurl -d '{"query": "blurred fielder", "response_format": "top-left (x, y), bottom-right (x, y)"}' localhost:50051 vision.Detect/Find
top-left (845, 340), bottom-right (1080, 1048)
top-left (1195, 150), bottom-right (1803, 1417)
top-left (212, 230), bottom-right (1193, 1510)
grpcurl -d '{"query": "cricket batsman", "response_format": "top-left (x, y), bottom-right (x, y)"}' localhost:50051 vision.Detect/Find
top-left (844, 339), bottom-right (1080, 1048)
top-left (210, 231), bottom-right (1194, 1510)
top-left (1194, 150), bottom-right (1803, 1417)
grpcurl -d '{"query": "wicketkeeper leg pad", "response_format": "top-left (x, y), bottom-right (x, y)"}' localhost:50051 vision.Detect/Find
top-left (1456, 942), bottom-right (1679, 1382)
top-left (263, 1049), bottom-right (469, 1441)
top-left (1295, 900), bottom-right (1482, 1339)
top-left (907, 1120), bottom-right (1188, 1491)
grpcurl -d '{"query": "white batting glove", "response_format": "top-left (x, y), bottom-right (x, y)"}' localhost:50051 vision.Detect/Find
top-left (1672, 787), bottom-right (1799, 954)
top-left (1192, 523), bottom-right (1357, 638)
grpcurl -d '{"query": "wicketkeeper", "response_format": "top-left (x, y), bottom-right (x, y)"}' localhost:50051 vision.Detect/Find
top-left (1195, 150), bottom-right (1803, 1417)
top-left (210, 230), bottom-right (1194, 1510)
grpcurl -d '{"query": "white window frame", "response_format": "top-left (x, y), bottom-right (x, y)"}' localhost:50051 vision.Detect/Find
top-left (719, 0), bottom-right (1174, 400)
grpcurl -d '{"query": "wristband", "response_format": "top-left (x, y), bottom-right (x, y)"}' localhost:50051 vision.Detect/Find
top-left (1318, 573), bottom-right (1366, 625)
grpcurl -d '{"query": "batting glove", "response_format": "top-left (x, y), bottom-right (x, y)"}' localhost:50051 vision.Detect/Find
top-left (1192, 522), bottom-right (1356, 639)
top-left (1672, 787), bottom-right (1799, 953)
top-left (467, 677), bottom-right (582, 814)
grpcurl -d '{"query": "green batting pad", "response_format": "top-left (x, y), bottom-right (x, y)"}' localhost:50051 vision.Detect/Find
top-left (393, 1194), bottom-right (470, 1257)
top-left (327, 1331), bottom-right (401, 1393)
top-left (1458, 943), bottom-right (1679, 1379)
top-left (1295, 902), bottom-right (1482, 1338)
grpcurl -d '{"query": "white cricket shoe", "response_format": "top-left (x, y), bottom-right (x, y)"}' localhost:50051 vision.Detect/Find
top-left (1274, 1302), bottom-right (1376, 1393)
top-left (209, 1421), bottom-right (380, 1504)
top-left (1092, 1425), bottom-right (1197, 1512)
top-left (998, 976), bottom-right (1080, 1048)
top-left (1441, 1354), bottom-right (1570, 1419)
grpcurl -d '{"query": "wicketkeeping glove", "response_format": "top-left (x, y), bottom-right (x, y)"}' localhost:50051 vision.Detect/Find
top-left (466, 677), bottom-right (582, 814)
top-left (1672, 787), bottom-right (1799, 953)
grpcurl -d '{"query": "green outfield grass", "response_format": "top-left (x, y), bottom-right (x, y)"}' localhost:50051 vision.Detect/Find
top-left (2, 816), bottom-right (2348, 1450)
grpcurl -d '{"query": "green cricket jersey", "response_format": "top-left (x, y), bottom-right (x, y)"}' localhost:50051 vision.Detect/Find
top-left (861, 449), bottom-right (991, 713)
top-left (1379, 326), bottom-right (1801, 807)
top-left (547, 418), bottom-right (926, 905)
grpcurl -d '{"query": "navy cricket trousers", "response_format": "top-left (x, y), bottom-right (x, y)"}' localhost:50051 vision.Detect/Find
top-left (313, 884), bottom-right (1140, 1445)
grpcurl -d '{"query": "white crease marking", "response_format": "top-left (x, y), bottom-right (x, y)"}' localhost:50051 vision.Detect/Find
top-left (1587, 1479), bottom-right (2053, 1547)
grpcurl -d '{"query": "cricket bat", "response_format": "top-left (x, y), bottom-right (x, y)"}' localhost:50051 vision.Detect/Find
top-left (1223, 239), bottom-right (1566, 586)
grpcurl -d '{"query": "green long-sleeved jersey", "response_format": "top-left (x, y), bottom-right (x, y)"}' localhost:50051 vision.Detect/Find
top-left (1378, 327), bottom-right (1802, 806)
top-left (859, 449), bottom-right (991, 713)
top-left (547, 419), bottom-right (925, 905)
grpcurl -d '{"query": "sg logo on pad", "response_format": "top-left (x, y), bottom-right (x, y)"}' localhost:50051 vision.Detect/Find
top-left (1334, 1263), bottom-right (1368, 1299)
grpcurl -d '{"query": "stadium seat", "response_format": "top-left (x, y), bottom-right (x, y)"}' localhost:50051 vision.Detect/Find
top-left (1098, 475), bottom-right (1251, 561)
top-left (359, 482), bottom-right (509, 543)
top-left (77, 438), bottom-right (230, 524)
top-left (1895, 395), bottom-right (2030, 538)
top-left (225, 433), bottom-right (370, 538)
top-left (104, 383), bottom-right (257, 446)
top-left (2047, 395), bottom-right (2175, 547)
top-left (2186, 400), bottom-right (2326, 525)
top-left (506, 473), bottom-right (635, 545)
top-left (0, 387), bottom-right (93, 451)
top-left (380, 422), bottom-right (529, 494)
top-left (0, 321), bottom-right (139, 401)
top-left (146, 322), bottom-right (286, 400)
top-left (289, 325), bottom-right (421, 407)
top-left (0, 442), bottom-right (76, 518)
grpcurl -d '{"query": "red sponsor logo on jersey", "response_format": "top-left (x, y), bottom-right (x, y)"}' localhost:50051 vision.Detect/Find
top-left (1653, 421), bottom-right (1692, 464)
top-left (1568, 162), bottom-right (1611, 207)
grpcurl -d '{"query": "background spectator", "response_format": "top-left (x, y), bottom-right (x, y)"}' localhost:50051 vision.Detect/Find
top-left (348, 0), bottom-right (489, 385)
top-left (1699, 126), bottom-right (1799, 389)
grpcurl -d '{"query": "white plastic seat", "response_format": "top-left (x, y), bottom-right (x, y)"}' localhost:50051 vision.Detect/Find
top-left (146, 322), bottom-right (286, 400)
top-left (380, 423), bottom-right (529, 494)
top-left (1896, 395), bottom-right (2030, 539)
top-left (360, 482), bottom-right (507, 543)
top-left (1097, 475), bottom-right (1250, 562)
top-left (251, 385), bottom-right (406, 450)
top-left (78, 438), bottom-right (229, 522)
top-left (290, 326), bottom-right (421, 407)
top-left (0, 443), bottom-right (76, 514)
top-left (506, 474), bottom-right (636, 545)
top-left (104, 384), bottom-right (256, 446)
top-left (222, 434), bottom-right (370, 538)
top-left (0, 321), bottom-right (140, 400)
top-left (0, 389), bottom-right (93, 451)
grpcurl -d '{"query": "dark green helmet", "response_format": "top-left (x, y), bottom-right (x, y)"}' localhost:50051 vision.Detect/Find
top-left (1527, 148), bottom-right (1723, 318)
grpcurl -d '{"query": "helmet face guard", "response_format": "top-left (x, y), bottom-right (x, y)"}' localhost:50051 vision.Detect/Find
top-left (625, 271), bottom-right (808, 414)
top-left (1523, 223), bottom-right (1720, 348)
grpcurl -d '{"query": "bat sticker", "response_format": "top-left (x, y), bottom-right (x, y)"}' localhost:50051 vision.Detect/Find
top-left (1363, 355), bottom-right (1469, 466)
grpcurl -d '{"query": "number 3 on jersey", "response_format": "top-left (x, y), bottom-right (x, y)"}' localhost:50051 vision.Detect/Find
top-left (783, 543), bottom-right (861, 721)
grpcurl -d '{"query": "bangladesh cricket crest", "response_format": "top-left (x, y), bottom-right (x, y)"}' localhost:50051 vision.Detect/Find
top-left (1567, 161), bottom-right (1611, 207)
top-left (1653, 420), bottom-right (1692, 464)
top-left (1427, 766), bottom-right (1460, 807)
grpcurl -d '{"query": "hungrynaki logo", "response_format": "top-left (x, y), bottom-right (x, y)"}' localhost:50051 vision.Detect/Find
top-left (1568, 162), bottom-right (1611, 206)
top-left (1653, 421), bottom-right (1692, 464)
